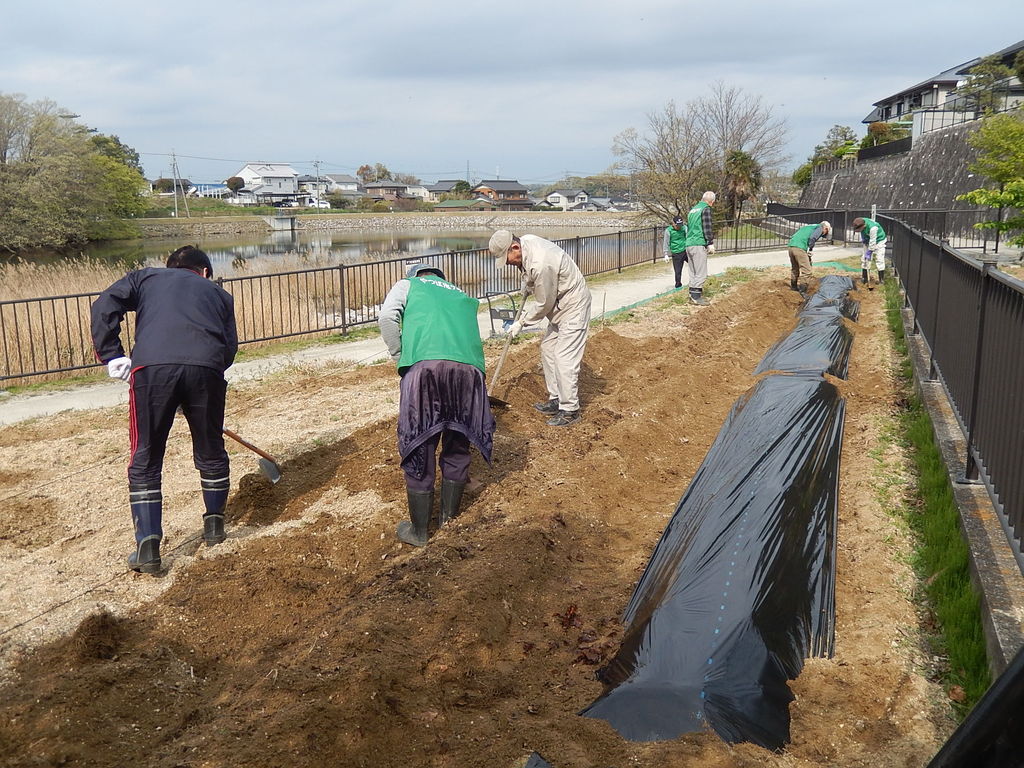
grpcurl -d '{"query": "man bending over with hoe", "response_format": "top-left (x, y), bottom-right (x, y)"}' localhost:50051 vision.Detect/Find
top-left (379, 263), bottom-right (496, 547)
top-left (91, 245), bottom-right (238, 574)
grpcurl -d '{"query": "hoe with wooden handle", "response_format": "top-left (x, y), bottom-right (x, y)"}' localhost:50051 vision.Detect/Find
top-left (487, 289), bottom-right (529, 409)
top-left (222, 427), bottom-right (282, 484)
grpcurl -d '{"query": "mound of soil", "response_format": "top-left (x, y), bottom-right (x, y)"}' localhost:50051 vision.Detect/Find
top-left (0, 271), bottom-right (953, 767)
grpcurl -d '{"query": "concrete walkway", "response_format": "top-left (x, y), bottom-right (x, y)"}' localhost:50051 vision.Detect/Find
top-left (0, 245), bottom-right (860, 426)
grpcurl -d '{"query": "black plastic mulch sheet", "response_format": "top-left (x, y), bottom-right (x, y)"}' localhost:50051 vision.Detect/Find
top-left (522, 754), bottom-right (553, 768)
top-left (815, 273), bottom-right (857, 300)
top-left (754, 312), bottom-right (853, 379)
top-left (927, 645), bottom-right (1024, 767)
top-left (802, 293), bottom-right (861, 323)
top-left (581, 374), bottom-right (844, 749)
top-left (755, 274), bottom-right (858, 378)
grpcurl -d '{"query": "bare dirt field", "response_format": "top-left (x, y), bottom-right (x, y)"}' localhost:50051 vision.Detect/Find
top-left (0, 269), bottom-right (955, 767)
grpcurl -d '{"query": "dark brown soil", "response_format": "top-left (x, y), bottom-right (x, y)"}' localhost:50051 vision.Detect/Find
top-left (0, 271), bottom-right (952, 767)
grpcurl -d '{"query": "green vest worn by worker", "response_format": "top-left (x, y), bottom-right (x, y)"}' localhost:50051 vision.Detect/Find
top-left (397, 276), bottom-right (485, 375)
top-left (684, 201), bottom-right (710, 247)
top-left (859, 217), bottom-right (887, 244)
top-left (789, 224), bottom-right (821, 251)
top-left (666, 225), bottom-right (688, 253)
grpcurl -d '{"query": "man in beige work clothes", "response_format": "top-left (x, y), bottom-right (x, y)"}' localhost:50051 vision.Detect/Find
top-left (489, 230), bottom-right (592, 427)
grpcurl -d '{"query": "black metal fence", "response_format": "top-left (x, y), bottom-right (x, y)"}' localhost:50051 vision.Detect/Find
top-left (886, 214), bottom-right (1024, 572)
top-left (768, 203), bottom-right (1007, 253)
top-left (0, 227), bottom-right (664, 382)
top-left (858, 136), bottom-right (913, 161)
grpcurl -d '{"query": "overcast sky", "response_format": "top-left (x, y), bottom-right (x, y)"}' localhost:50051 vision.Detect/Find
top-left (3, 1), bottom-right (1021, 185)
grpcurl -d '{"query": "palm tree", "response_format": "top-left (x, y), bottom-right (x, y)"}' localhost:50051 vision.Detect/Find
top-left (722, 150), bottom-right (763, 222)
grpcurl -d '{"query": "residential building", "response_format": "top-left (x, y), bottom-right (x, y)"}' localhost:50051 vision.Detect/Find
top-left (324, 174), bottom-right (361, 194)
top-left (230, 163), bottom-right (299, 203)
top-left (425, 179), bottom-right (466, 202)
top-left (297, 175), bottom-right (330, 198)
top-left (404, 184), bottom-right (430, 200)
top-left (433, 197), bottom-right (498, 211)
top-left (472, 179), bottom-right (532, 211)
top-left (364, 181), bottom-right (410, 201)
top-left (545, 189), bottom-right (590, 210)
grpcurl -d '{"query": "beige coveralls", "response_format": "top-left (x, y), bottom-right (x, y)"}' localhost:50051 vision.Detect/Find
top-left (518, 235), bottom-right (592, 412)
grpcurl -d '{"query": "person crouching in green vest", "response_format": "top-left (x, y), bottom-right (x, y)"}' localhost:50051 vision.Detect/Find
top-left (378, 264), bottom-right (496, 547)
top-left (787, 220), bottom-right (831, 294)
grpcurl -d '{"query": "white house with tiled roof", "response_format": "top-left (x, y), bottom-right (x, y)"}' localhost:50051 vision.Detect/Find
top-left (230, 163), bottom-right (299, 201)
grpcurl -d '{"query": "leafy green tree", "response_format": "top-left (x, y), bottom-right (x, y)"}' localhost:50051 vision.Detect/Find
top-left (860, 121), bottom-right (910, 149)
top-left (1015, 51), bottom-right (1024, 83)
top-left (955, 55), bottom-right (1014, 114)
top-left (813, 125), bottom-right (859, 162)
top-left (791, 162), bottom-right (813, 188)
top-left (452, 180), bottom-right (472, 196)
top-left (0, 92), bottom-right (148, 251)
top-left (89, 134), bottom-right (142, 173)
top-left (957, 112), bottom-right (1024, 246)
top-left (225, 176), bottom-right (245, 193)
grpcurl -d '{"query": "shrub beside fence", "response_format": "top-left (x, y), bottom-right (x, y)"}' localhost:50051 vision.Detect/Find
top-left (884, 214), bottom-right (1024, 573)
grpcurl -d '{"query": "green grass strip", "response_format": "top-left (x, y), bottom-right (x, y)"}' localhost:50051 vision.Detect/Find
top-left (883, 279), bottom-right (990, 716)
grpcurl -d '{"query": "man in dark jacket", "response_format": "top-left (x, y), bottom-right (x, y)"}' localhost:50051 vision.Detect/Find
top-left (91, 245), bottom-right (238, 574)
top-left (378, 263), bottom-right (495, 547)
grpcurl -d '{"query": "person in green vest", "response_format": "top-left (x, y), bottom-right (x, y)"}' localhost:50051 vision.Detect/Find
top-left (684, 191), bottom-right (717, 305)
top-left (378, 263), bottom-right (496, 547)
top-left (853, 216), bottom-right (887, 289)
top-left (787, 220), bottom-right (832, 293)
top-left (662, 215), bottom-right (689, 290)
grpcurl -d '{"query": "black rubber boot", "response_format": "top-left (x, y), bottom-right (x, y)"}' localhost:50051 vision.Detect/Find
top-left (861, 268), bottom-right (869, 285)
top-left (397, 489), bottom-right (432, 547)
top-left (878, 269), bottom-right (886, 284)
top-left (533, 398), bottom-right (559, 414)
top-left (203, 513), bottom-right (226, 546)
top-left (438, 479), bottom-right (467, 526)
top-left (127, 535), bottom-right (161, 574)
top-left (790, 280), bottom-right (800, 291)
top-left (689, 288), bottom-right (709, 306)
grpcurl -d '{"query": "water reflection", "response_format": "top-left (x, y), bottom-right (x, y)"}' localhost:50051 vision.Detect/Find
top-left (5, 226), bottom-right (623, 276)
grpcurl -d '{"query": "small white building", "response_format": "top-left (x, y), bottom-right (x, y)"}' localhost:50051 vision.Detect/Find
top-left (546, 189), bottom-right (590, 210)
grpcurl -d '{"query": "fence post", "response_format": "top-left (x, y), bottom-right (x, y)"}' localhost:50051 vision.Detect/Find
top-left (957, 255), bottom-right (998, 484)
top-left (733, 216), bottom-right (739, 253)
top-left (339, 265), bottom-right (348, 336)
top-left (617, 231), bottom-right (623, 273)
top-left (651, 227), bottom-right (657, 264)
top-left (911, 229), bottom-right (924, 335)
top-left (927, 241), bottom-right (946, 381)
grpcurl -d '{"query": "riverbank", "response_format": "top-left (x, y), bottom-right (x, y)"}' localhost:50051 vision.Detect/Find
top-left (134, 210), bottom-right (645, 240)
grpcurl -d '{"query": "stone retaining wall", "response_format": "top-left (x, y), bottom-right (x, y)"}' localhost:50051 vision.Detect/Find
top-left (134, 211), bottom-right (644, 240)
top-left (800, 122), bottom-right (985, 210)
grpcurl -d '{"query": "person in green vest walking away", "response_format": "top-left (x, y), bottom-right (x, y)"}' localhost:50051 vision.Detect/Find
top-left (787, 220), bottom-right (832, 294)
top-left (663, 215), bottom-right (689, 290)
top-left (378, 264), bottom-right (496, 547)
top-left (684, 191), bottom-right (717, 305)
top-left (853, 216), bottom-right (887, 290)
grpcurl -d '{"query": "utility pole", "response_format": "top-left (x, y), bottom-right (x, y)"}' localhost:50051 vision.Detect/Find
top-left (313, 158), bottom-right (322, 211)
top-left (170, 151), bottom-right (190, 218)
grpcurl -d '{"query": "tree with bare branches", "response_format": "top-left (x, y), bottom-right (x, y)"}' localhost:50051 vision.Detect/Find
top-left (613, 82), bottom-right (788, 221)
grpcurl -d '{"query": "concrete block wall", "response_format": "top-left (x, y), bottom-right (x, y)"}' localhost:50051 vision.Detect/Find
top-left (800, 122), bottom-right (988, 211)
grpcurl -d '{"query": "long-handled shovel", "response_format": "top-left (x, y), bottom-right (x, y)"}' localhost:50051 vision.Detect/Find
top-left (223, 427), bottom-right (282, 484)
top-left (488, 290), bottom-right (529, 409)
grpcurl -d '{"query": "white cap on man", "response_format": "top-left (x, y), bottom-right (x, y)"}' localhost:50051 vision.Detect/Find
top-left (489, 230), bottom-right (514, 267)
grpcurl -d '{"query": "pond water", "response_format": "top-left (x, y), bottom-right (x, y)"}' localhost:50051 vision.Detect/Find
top-left (12, 226), bottom-right (625, 276)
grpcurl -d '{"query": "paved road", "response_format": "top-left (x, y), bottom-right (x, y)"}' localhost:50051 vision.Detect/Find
top-left (0, 245), bottom-right (861, 426)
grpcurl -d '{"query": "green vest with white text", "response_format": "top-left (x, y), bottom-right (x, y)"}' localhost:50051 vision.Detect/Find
top-left (397, 276), bottom-right (485, 374)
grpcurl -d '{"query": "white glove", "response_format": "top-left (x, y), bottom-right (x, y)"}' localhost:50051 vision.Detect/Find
top-left (107, 356), bottom-right (132, 381)
top-left (707, 244), bottom-right (716, 255)
top-left (662, 254), bottom-right (671, 262)
top-left (507, 320), bottom-right (524, 338)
